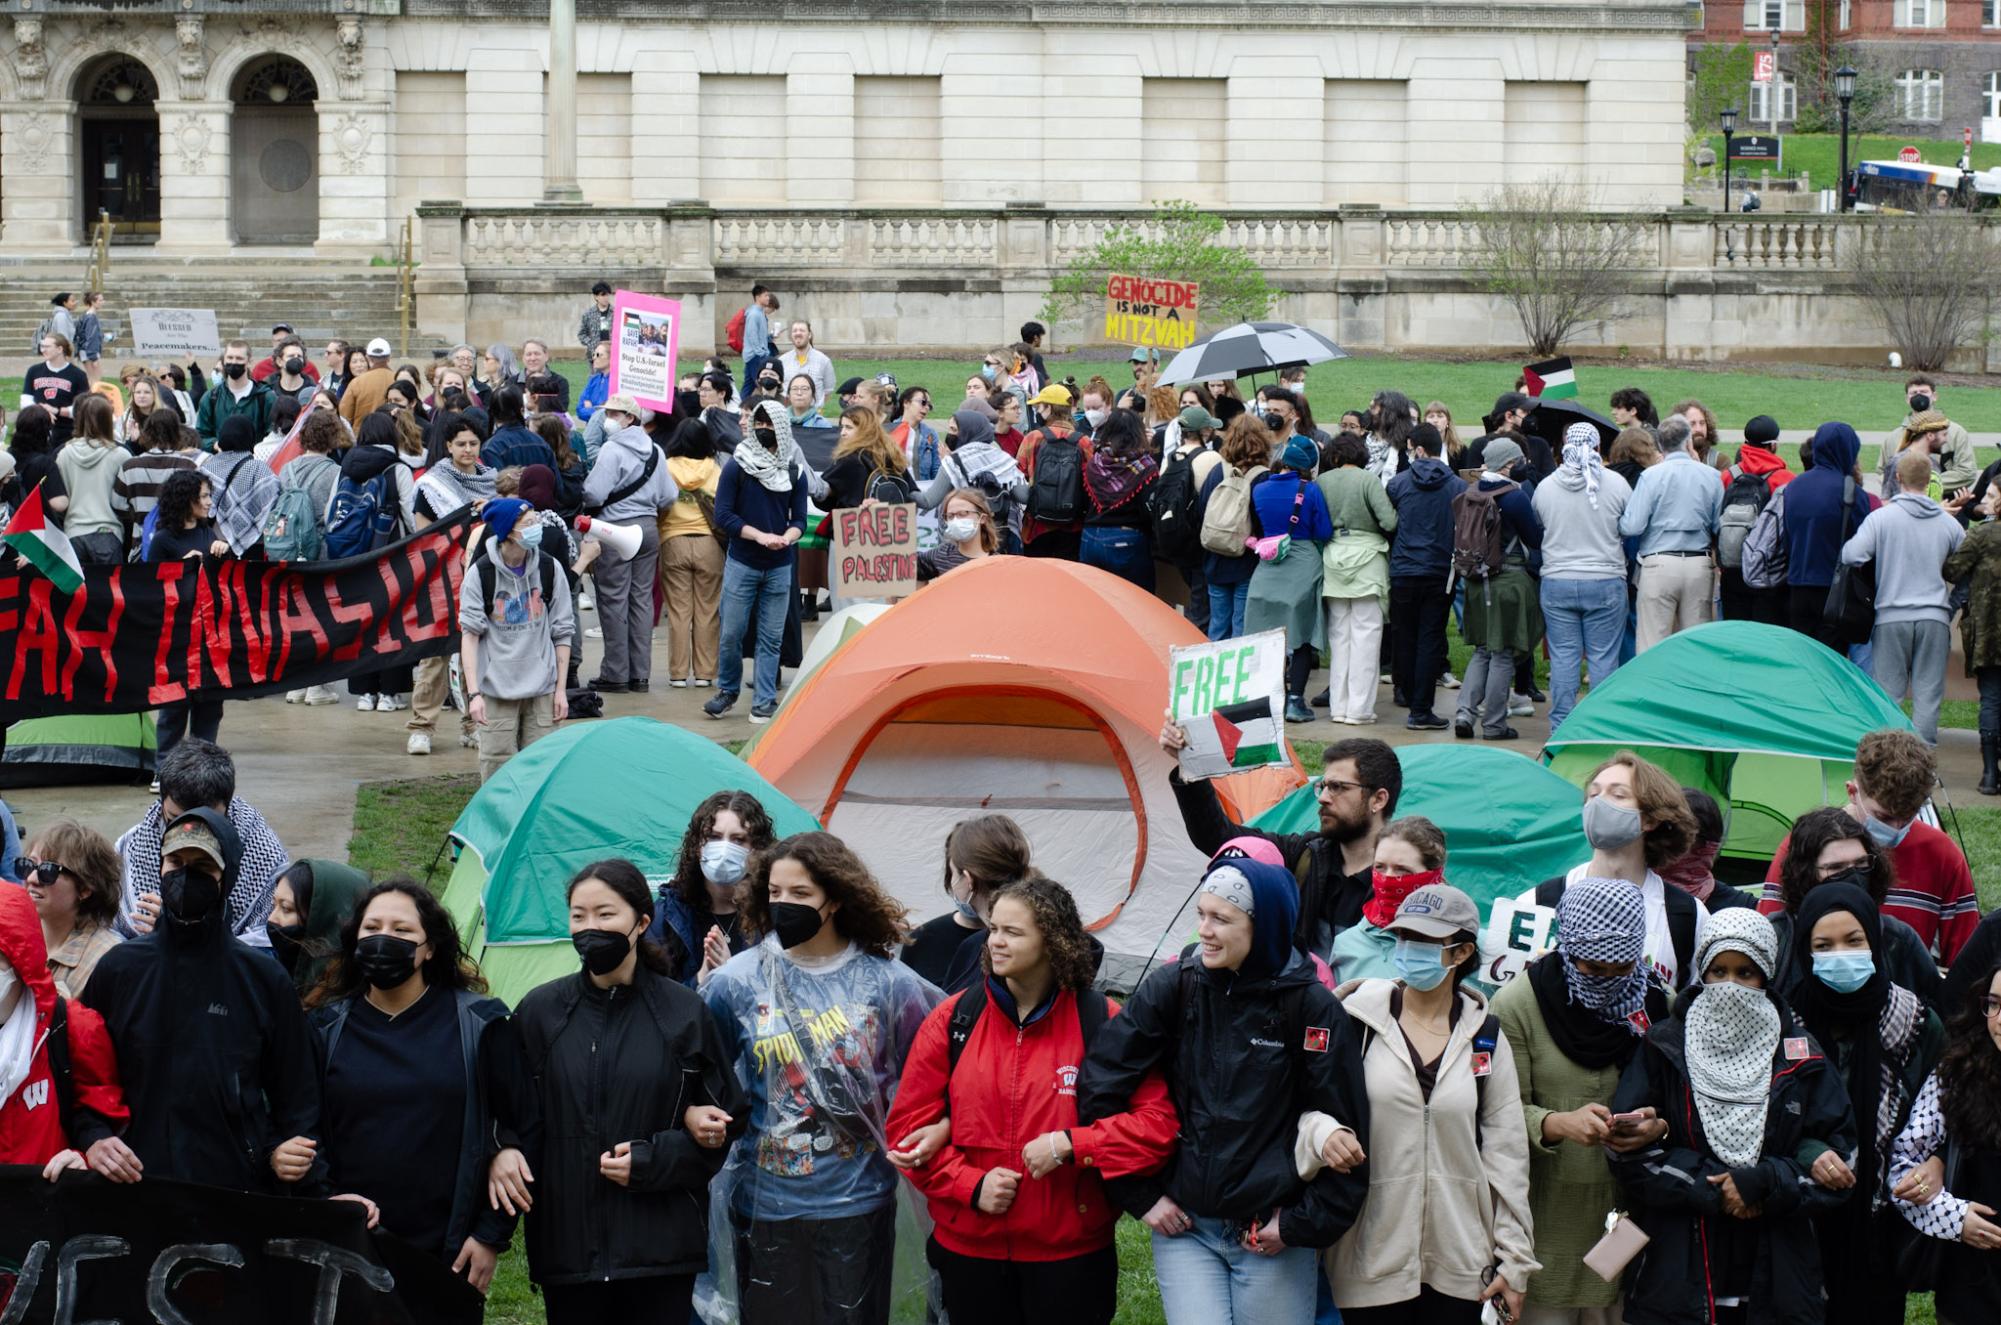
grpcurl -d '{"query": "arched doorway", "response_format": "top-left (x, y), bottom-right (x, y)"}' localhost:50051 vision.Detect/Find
top-left (76, 55), bottom-right (161, 240)
top-left (231, 56), bottom-right (319, 244)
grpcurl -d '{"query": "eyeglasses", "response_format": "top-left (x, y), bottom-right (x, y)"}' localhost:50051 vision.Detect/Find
top-left (1313, 778), bottom-right (1370, 798)
top-left (1815, 858), bottom-right (1870, 878)
top-left (12, 857), bottom-right (67, 885)
top-left (1982, 996), bottom-right (2001, 1019)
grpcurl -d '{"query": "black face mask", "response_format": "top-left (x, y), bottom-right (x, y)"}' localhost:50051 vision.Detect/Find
top-left (223, 362), bottom-right (247, 381)
top-left (352, 934), bottom-right (420, 990)
top-left (160, 867), bottom-right (222, 924)
top-left (283, 358), bottom-right (303, 376)
top-left (267, 921), bottom-right (308, 974)
top-left (1819, 866), bottom-right (1873, 897)
top-left (572, 927), bottom-right (633, 976)
top-left (753, 425), bottom-right (779, 450)
top-left (769, 901), bottom-right (826, 949)
top-left (1910, 394), bottom-right (1933, 413)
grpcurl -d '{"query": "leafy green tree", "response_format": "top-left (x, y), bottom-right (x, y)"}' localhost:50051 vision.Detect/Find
top-left (1040, 201), bottom-right (1273, 337)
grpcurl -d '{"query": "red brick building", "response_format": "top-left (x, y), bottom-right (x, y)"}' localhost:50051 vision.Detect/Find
top-left (1690, 0), bottom-right (2000, 139)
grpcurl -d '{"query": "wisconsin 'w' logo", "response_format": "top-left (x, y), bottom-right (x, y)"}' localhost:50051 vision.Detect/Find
top-left (20, 1079), bottom-right (49, 1111)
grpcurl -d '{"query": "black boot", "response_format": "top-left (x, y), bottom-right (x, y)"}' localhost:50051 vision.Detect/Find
top-left (1982, 729), bottom-right (2000, 796)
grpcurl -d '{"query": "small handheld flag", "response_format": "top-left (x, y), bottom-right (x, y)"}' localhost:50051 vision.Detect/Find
top-left (1, 480), bottom-right (85, 593)
top-left (265, 399), bottom-right (313, 475)
top-left (1210, 698), bottom-right (1283, 769)
top-left (1522, 357), bottom-right (1578, 401)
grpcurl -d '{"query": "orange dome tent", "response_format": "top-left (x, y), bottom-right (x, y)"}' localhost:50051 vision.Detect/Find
top-left (746, 558), bottom-right (1305, 987)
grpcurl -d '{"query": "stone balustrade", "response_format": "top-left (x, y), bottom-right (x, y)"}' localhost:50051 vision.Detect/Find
top-left (411, 201), bottom-right (2001, 370)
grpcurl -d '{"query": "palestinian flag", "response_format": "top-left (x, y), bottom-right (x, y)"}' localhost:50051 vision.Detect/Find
top-left (1, 481), bottom-right (83, 593)
top-left (1522, 357), bottom-right (1578, 400)
top-left (1210, 698), bottom-right (1283, 769)
top-left (265, 399), bottom-right (311, 474)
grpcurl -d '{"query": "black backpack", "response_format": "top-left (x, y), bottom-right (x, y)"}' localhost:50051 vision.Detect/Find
top-left (946, 979), bottom-right (1112, 1075)
top-left (473, 545), bottom-right (558, 615)
top-left (44, 996), bottom-right (78, 1142)
top-left (1149, 447), bottom-right (1206, 567)
top-left (1027, 432), bottom-right (1087, 525)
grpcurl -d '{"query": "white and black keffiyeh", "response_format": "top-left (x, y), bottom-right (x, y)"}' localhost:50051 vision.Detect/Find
top-left (1560, 422), bottom-right (1605, 509)
top-left (1556, 876), bottom-right (1648, 1025)
top-left (115, 797), bottom-right (289, 947)
top-left (1685, 980), bottom-right (1781, 1167)
top-left (734, 400), bottom-right (798, 493)
top-left (204, 451), bottom-right (282, 556)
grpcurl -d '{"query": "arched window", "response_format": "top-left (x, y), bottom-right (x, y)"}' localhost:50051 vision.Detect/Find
top-left (233, 57), bottom-right (318, 107)
top-left (80, 57), bottom-right (158, 107)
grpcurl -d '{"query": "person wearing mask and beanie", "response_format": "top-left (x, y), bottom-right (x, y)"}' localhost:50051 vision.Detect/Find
top-left (1780, 421), bottom-right (1880, 651)
top-left (1080, 858), bottom-right (1371, 1325)
top-left (507, 860), bottom-right (747, 1324)
top-left (581, 394), bottom-right (678, 695)
top-left (647, 791), bottom-right (779, 988)
top-left (1787, 883), bottom-right (1944, 1325)
top-left (460, 496), bottom-right (573, 782)
top-left (1718, 414), bottom-right (1793, 625)
top-left (1659, 788), bottom-right (1759, 914)
top-left (80, 808), bottom-right (328, 1195)
top-left (1535, 422), bottom-right (1633, 733)
top-left (1608, 908), bottom-right (1857, 1325)
top-left (1330, 816), bottom-right (1449, 984)
top-left (1492, 879), bottom-right (1672, 1325)
top-left (1453, 437), bottom-right (1543, 741)
top-left (1309, 882), bottom-right (1537, 1325)
top-left (707, 398), bottom-right (808, 724)
top-left (264, 859), bottom-right (373, 999)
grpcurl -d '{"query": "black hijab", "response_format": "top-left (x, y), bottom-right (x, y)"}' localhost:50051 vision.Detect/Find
top-left (1526, 951), bottom-right (1669, 1071)
top-left (1788, 881), bottom-right (1891, 1195)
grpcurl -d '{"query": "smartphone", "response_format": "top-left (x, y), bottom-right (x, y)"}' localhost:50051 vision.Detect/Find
top-left (1611, 1111), bottom-right (1646, 1127)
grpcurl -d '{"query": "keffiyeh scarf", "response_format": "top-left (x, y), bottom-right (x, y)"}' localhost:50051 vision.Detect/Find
top-left (1684, 981), bottom-right (1781, 1167)
top-left (204, 451), bottom-right (282, 557)
top-left (1556, 877), bottom-right (1650, 1027)
top-left (734, 401), bottom-right (798, 493)
top-left (1559, 422), bottom-right (1605, 509)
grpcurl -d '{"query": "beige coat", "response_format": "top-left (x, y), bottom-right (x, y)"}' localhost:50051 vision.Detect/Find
top-left (1301, 978), bottom-right (1539, 1309)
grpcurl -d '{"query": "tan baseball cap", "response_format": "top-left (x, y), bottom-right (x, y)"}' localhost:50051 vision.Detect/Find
top-left (162, 813), bottom-right (226, 873)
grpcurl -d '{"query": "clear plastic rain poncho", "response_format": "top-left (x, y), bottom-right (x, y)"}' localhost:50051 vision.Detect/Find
top-left (696, 933), bottom-right (941, 1324)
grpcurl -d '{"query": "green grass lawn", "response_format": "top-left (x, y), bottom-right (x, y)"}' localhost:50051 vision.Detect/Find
top-left (1698, 131), bottom-right (2001, 190)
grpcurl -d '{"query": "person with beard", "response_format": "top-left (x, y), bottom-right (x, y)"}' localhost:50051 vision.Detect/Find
top-left (1157, 729), bottom-right (1400, 960)
top-left (80, 807), bottom-right (327, 1194)
top-left (263, 859), bottom-right (373, 999)
top-left (1493, 879), bottom-right (1672, 1325)
top-left (1607, 909), bottom-right (1855, 1325)
top-left (509, 860), bottom-right (747, 1323)
top-left (288, 880), bottom-right (520, 1295)
top-left (1786, 883), bottom-right (1943, 1325)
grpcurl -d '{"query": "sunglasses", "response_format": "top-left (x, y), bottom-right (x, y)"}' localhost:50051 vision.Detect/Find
top-left (13, 857), bottom-right (67, 885)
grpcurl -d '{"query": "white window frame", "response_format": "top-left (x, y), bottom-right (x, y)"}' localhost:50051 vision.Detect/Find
top-left (1742, 0), bottom-right (1805, 29)
top-left (1986, 0), bottom-right (1999, 26)
top-left (1841, 0), bottom-right (1853, 28)
top-left (1898, 0), bottom-right (1946, 28)
top-left (1895, 69), bottom-right (1945, 122)
top-left (1986, 71), bottom-right (2001, 120)
top-left (1749, 72), bottom-right (1798, 123)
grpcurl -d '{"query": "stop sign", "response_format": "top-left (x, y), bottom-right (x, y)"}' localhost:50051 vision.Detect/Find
top-left (1899, 145), bottom-right (1922, 163)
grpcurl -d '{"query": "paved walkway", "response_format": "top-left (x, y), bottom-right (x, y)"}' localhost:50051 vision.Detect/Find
top-left (6, 600), bottom-right (1989, 866)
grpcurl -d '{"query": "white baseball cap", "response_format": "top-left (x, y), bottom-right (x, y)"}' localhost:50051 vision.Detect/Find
top-left (365, 337), bottom-right (392, 358)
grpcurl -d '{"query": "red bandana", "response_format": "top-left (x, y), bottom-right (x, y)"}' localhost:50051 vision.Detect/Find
top-left (1363, 866), bottom-right (1445, 929)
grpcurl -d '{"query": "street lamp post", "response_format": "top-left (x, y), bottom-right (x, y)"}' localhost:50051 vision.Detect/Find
top-left (1835, 65), bottom-right (1858, 212)
top-left (1769, 29), bottom-right (1782, 133)
top-left (1721, 106), bottom-right (1739, 214)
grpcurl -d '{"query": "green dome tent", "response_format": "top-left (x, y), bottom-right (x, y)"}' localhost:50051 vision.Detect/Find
top-left (1, 713), bottom-right (155, 787)
top-left (439, 717), bottom-right (821, 1005)
top-left (1540, 621), bottom-right (1916, 867)
top-left (1252, 744), bottom-right (1585, 908)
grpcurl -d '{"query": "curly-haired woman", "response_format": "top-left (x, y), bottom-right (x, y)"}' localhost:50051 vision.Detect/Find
top-left (648, 789), bottom-right (779, 987)
top-left (885, 874), bottom-right (1179, 1325)
top-left (702, 831), bottom-right (941, 1324)
top-left (1889, 960), bottom-right (2001, 1324)
top-left (1766, 806), bottom-right (1943, 1007)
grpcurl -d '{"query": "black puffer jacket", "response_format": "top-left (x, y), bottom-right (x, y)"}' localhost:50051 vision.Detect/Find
top-left (1609, 991), bottom-right (1857, 1325)
top-left (1078, 948), bottom-right (1370, 1249)
top-left (508, 963), bottom-right (747, 1286)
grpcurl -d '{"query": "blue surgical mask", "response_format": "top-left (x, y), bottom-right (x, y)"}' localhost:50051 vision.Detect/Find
top-left (700, 840), bottom-right (748, 887)
top-left (516, 521), bottom-right (544, 551)
top-left (1861, 812), bottom-right (1911, 849)
top-left (980, 365), bottom-right (998, 382)
top-left (952, 896), bottom-right (982, 924)
top-left (1393, 937), bottom-right (1451, 992)
top-left (1812, 950), bottom-right (1876, 994)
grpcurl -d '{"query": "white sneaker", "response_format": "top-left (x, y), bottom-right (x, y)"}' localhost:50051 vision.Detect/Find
top-left (406, 731), bottom-right (432, 756)
top-left (355, 693), bottom-right (377, 712)
top-left (384, 694), bottom-right (410, 712)
top-left (1508, 694), bottom-right (1535, 717)
top-left (149, 777), bottom-right (161, 793)
top-left (1379, 671), bottom-right (1393, 686)
top-left (693, 678), bottom-right (712, 688)
top-left (670, 678), bottom-right (689, 688)
top-left (303, 685), bottom-right (339, 706)
top-left (585, 626), bottom-right (603, 639)
top-left (577, 591), bottom-right (594, 611)
top-left (1440, 671), bottom-right (1461, 689)
top-left (285, 689), bottom-right (304, 704)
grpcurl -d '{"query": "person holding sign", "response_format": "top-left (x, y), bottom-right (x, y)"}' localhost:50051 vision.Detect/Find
top-left (1492, 878), bottom-right (1671, 1325)
top-left (707, 399), bottom-right (808, 724)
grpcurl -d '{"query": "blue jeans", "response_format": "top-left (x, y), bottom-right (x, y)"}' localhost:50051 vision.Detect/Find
top-left (1080, 526), bottom-right (1155, 592)
top-left (718, 556), bottom-right (790, 708)
top-left (1151, 1216), bottom-right (1316, 1325)
top-left (1541, 577), bottom-right (1627, 731)
top-left (1207, 580), bottom-right (1251, 641)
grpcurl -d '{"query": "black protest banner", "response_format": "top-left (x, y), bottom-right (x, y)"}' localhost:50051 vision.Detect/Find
top-left (0, 1166), bottom-right (483, 1324)
top-left (0, 511), bottom-right (474, 723)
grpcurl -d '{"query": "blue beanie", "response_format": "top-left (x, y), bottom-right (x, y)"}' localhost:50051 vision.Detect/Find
top-left (482, 497), bottom-right (531, 543)
top-left (1281, 434), bottom-right (1319, 473)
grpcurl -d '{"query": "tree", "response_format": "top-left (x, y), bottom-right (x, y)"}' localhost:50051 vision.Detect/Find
top-left (1040, 201), bottom-right (1273, 335)
top-left (1851, 214), bottom-right (2001, 372)
top-left (1687, 43), bottom-right (1753, 156)
top-left (1469, 178), bottom-right (1649, 358)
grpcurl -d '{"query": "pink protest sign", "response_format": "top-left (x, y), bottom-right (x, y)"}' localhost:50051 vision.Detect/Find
top-left (608, 290), bottom-right (681, 413)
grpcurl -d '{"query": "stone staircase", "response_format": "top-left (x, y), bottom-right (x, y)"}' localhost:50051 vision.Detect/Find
top-left (0, 257), bottom-right (411, 363)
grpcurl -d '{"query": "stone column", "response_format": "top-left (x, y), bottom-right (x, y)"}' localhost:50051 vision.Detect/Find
top-left (155, 100), bottom-right (233, 255)
top-left (413, 200), bottom-right (469, 345)
top-left (318, 101), bottom-right (392, 253)
top-left (543, 0), bottom-right (582, 202)
top-left (0, 100), bottom-right (76, 249)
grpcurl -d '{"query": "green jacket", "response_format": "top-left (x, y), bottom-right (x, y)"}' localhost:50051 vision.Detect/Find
top-left (1315, 465), bottom-right (1397, 540)
top-left (195, 378), bottom-right (273, 448)
top-left (1943, 519), bottom-right (2001, 674)
top-left (1491, 973), bottom-right (1625, 1310)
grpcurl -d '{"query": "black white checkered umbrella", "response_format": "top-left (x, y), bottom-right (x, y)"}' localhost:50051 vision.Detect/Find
top-left (1153, 321), bottom-right (1349, 386)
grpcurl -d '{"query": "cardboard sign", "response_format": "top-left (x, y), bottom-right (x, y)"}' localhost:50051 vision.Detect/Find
top-left (1479, 897), bottom-right (1559, 987)
top-left (831, 502), bottom-right (918, 600)
top-left (127, 307), bottom-right (219, 359)
top-left (608, 289), bottom-right (680, 413)
top-left (1103, 274), bottom-right (1200, 352)
top-left (1168, 629), bottom-right (1287, 782)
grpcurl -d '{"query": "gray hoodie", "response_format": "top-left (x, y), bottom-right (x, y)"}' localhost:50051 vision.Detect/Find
top-left (55, 438), bottom-right (132, 540)
top-left (582, 422), bottom-right (678, 523)
top-left (1531, 462), bottom-right (1633, 580)
top-left (1840, 490), bottom-right (1965, 625)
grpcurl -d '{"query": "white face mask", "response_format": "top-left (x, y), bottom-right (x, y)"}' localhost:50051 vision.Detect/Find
top-left (943, 517), bottom-right (978, 544)
top-left (1084, 408), bottom-right (1110, 428)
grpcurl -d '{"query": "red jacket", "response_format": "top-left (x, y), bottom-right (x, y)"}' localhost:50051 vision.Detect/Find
top-left (0, 885), bottom-right (127, 1166)
top-left (886, 984), bottom-right (1178, 1262)
top-left (1761, 819), bottom-right (1979, 964)
top-left (1723, 443), bottom-right (1795, 491)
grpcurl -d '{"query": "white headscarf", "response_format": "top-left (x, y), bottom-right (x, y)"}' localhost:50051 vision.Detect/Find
top-left (1558, 421), bottom-right (1605, 509)
top-left (1683, 909), bottom-right (1782, 1167)
top-left (733, 399), bottom-right (798, 493)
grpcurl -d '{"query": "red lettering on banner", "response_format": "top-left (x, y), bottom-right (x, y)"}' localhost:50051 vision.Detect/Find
top-left (150, 566), bottom-right (187, 705)
top-left (322, 578), bottom-right (374, 660)
top-left (186, 563), bottom-right (229, 686)
top-left (274, 576), bottom-right (329, 675)
top-left (6, 580), bottom-right (58, 703)
top-left (369, 547), bottom-right (410, 655)
top-left (226, 560), bottom-right (271, 683)
top-left (0, 575), bottom-right (20, 641)
top-left (59, 570), bottom-right (124, 704)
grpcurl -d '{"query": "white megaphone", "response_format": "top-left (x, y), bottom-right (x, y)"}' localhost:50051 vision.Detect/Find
top-left (576, 516), bottom-right (643, 563)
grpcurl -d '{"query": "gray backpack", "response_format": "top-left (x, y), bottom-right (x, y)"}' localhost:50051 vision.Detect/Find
top-left (1715, 465), bottom-right (1772, 570)
top-left (1740, 487), bottom-right (1788, 590)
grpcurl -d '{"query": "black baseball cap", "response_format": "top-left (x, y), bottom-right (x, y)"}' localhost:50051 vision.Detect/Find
top-left (839, 377), bottom-right (865, 395)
